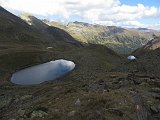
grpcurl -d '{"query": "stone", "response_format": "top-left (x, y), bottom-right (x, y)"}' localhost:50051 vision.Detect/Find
top-left (75, 98), bottom-right (81, 106)
top-left (133, 79), bottom-right (142, 84)
top-left (67, 111), bottom-right (76, 117)
top-left (107, 108), bottom-right (124, 116)
top-left (20, 95), bottom-right (32, 100)
top-left (14, 98), bottom-right (19, 102)
top-left (19, 118), bottom-right (24, 120)
top-left (150, 106), bottom-right (159, 113)
top-left (146, 101), bottom-right (153, 105)
top-left (0, 96), bottom-right (12, 108)
top-left (151, 88), bottom-right (160, 93)
top-left (110, 75), bottom-right (118, 78)
top-left (93, 110), bottom-right (101, 119)
top-left (31, 110), bottom-right (48, 118)
top-left (18, 109), bottom-right (25, 117)
top-left (152, 94), bottom-right (160, 100)
top-left (139, 82), bottom-right (148, 86)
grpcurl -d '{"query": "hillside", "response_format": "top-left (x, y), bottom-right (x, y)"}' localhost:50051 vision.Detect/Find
top-left (20, 14), bottom-right (160, 54)
top-left (19, 13), bottom-right (82, 47)
top-left (117, 35), bottom-right (160, 78)
top-left (2, 7), bottom-right (83, 48)
top-left (20, 13), bottom-right (48, 30)
top-left (0, 7), bottom-right (160, 120)
top-left (0, 6), bottom-right (53, 45)
top-left (132, 36), bottom-right (160, 77)
top-left (43, 20), bottom-right (158, 54)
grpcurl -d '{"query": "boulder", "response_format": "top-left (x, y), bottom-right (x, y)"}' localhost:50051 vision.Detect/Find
top-left (18, 109), bottom-right (25, 117)
top-left (150, 106), bottom-right (159, 113)
top-left (75, 98), bottom-right (81, 106)
top-left (67, 111), bottom-right (76, 117)
top-left (31, 110), bottom-right (48, 118)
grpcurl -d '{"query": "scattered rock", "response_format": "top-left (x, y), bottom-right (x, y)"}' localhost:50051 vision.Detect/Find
top-left (146, 101), bottom-right (153, 105)
top-left (31, 110), bottom-right (48, 118)
top-left (150, 106), bottom-right (159, 113)
top-left (89, 83), bottom-right (109, 92)
top-left (110, 75), bottom-right (118, 78)
top-left (152, 94), bottom-right (160, 100)
top-left (0, 96), bottom-right (12, 108)
top-left (53, 109), bottom-right (59, 113)
top-left (18, 109), bottom-right (25, 117)
top-left (14, 98), bottom-right (19, 102)
top-left (150, 76), bottom-right (156, 79)
top-left (151, 88), bottom-right (160, 93)
top-left (139, 82), bottom-right (148, 86)
top-left (68, 111), bottom-right (76, 117)
top-left (20, 95), bottom-right (32, 100)
top-left (75, 98), bottom-right (81, 106)
top-left (93, 110), bottom-right (101, 119)
top-left (19, 118), bottom-right (24, 120)
top-left (133, 79), bottom-right (142, 84)
top-left (106, 108), bottom-right (124, 117)
top-left (119, 80), bottom-right (128, 87)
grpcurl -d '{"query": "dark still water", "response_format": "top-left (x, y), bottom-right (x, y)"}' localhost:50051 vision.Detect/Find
top-left (11, 59), bottom-right (75, 85)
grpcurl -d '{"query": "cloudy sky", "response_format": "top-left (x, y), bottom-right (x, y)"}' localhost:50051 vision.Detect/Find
top-left (0, 0), bottom-right (160, 29)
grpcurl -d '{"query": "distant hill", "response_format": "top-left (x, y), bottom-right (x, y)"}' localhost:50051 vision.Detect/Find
top-left (19, 13), bottom-right (81, 47)
top-left (0, 6), bottom-right (82, 48)
top-left (0, 6), bottom-right (123, 85)
top-left (0, 6), bottom-right (121, 72)
top-left (133, 35), bottom-right (160, 55)
top-left (120, 36), bottom-right (160, 77)
top-left (1, 7), bottom-right (160, 120)
top-left (128, 28), bottom-right (160, 37)
top-left (43, 20), bottom-right (158, 54)
top-left (20, 13), bottom-right (48, 30)
top-left (20, 13), bottom-right (160, 54)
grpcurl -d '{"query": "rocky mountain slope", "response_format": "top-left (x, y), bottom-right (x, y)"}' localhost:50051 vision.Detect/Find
top-left (19, 13), bottom-right (81, 47)
top-left (131, 36), bottom-right (160, 77)
top-left (0, 7), bottom-right (81, 48)
top-left (0, 7), bottom-right (160, 120)
top-left (20, 14), bottom-right (160, 54)
top-left (44, 20), bottom-right (160, 54)
top-left (117, 35), bottom-right (160, 78)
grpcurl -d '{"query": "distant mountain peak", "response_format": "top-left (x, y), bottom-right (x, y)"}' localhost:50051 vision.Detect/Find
top-left (67, 21), bottom-right (92, 27)
top-left (20, 12), bottom-right (33, 17)
top-left (144, 36), bottom-right (160, 50)
top-left (137, 28), bottom-right (150, 30)
top-left (19, 12), bottom-right (34, 25)
top-left (20, 13), bottom-right (48, 29)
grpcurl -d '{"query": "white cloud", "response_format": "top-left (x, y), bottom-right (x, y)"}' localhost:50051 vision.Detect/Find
top-left (0, 0), bottom-right (160, 29)
top-left (93, 20), bottom-right (160, 30)
top-left (94, 20), bottom-right (144, 28)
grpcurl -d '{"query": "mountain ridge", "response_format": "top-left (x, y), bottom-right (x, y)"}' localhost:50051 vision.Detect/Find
top-left (1, 6), bottom-right (160, 120)
top-left (42, 19), bottom-right (160, 54)
top-left (19, 12), bottom-right (160, 54)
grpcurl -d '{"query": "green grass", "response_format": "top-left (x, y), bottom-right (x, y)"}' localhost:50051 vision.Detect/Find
top-left (44, 21), bottom-right (151, 54)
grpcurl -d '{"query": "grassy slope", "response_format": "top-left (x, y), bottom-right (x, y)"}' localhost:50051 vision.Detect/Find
top-left (132, 36), bottom-right (160, 77)
top-left (0, 7), bottom-right (160, 120)
top-left (1, 44), bottom-right (160, 120)
top-left (43, 21), bottom-right (154, 54)
top-left (117, 36), bottom-right (160, 78)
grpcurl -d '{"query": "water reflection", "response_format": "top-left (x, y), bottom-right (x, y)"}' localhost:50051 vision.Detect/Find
top-left (11, 59), bottom-right (75, 85)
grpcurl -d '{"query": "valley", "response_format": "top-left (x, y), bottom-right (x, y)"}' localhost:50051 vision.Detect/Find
top-left (0, 6), bottom-right (160, 120)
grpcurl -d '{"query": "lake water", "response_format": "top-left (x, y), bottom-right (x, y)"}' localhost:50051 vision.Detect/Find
top-left (11, 59), bottom-right (75, 85)
top-left (127, 55), bottom-right (136, 61)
